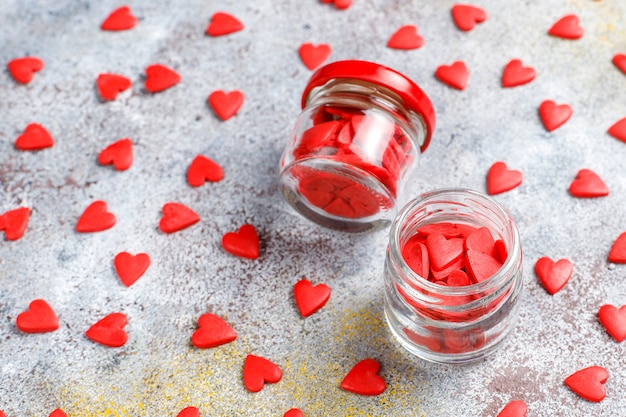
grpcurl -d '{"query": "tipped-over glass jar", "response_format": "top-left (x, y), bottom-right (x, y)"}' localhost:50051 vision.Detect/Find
top-left (383, 189), bottom-right (523, 364)
top-left (279, 60), bottom-right (436, 233)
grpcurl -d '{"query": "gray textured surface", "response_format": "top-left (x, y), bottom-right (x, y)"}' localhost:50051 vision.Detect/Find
top-left (1, 0), bottom-right (625, 416)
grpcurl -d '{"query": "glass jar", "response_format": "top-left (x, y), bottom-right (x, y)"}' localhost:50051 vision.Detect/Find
top-left (383, 189), bottom-right (523, 364)
top-left (279, 60), bottom-right (436, 233)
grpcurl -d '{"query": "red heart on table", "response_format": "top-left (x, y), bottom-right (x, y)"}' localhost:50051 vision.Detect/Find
top-left (502, 59), bottom-right (536, 88)
top-left (598, 304), bottom-right (626, 343)
top-left (208, 90), bottom-right (244, 121)
top-left (608, 117), bottom-right (626, 143)
top-left (159, 202), bottom-right (200, 234)
top-left (76, 200), bottom-right (116, 233)
top-left (435, 61), bottom-right (469, 90)
top-left (206, 12), bottom-right (244, 37)
top-left (340, 358), bottom-right (386, 396)
top-left (466, 250), bottom-right (502, 283)
top-left (333, 0), bottom-right (352, 9)
top-left (15, 123), bottom-right (54, 151)
top-left (614, 53), bottom-right (626, 75)
top-left (387, 25), bottom-right (424, 50)
top-left (114, 252), bottom-right (150, 287)
top-left (564, 366), bottom-right (608, 402)
top-left (496, 400), bottom-right (527, 417)
top-left (191, 313), bottom-right (237, 348)
top-left (145, 64), bottom-right (181, 93)
top-left (569, 169), bottom-right (609, 198)
top-left (534, 256), bottom-right (573, 295)
top-left (451, 4), bottom-right (487, 31)
top-left (98, 138), bottom-right (133, 171)
top-left (176, 407), bottom-right (200, 417)
top-left (187, 155), bottom-right (224, 186)
top-left (608, 232), bottom-right (626, 263)
top-left (283, 409), bottom-right (304, 417)
top-left (8, 57), bottom-right (44, 84)
top-left (294, 278), bottom-right (331, 317)
top-left (0, 207), bottom-right (30, 241)
top-left (97, 73), bottom-right (132, 101)
top-left (299, 42), bottom-right (332, 70)
top-left (16, 299), bottom-right (59, 333)
top-left (243, 354), bottom-right (282, 392)
top-left (222, 224), bottom-right (260, 259)
top-left (101, 6), bottom-right (137, 31)
top-left (549, 14), bottom-right (583, 40)
top-left (426, 232), bottom-right (464, 271)
top-left (49, 409), bottom-right (67, 417)
top-left (86, 313), bottom-right (128, 347)
top-left (539, 100), bottom-right (572, 131)
top-left (487, 161), bottom-right (523, 195)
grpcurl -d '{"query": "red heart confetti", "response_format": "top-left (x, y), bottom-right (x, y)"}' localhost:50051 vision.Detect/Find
top-left (85, 312), bottom-right (128, 348)
top-left (293, 278), bottom-right (331, 317)
top-left (402, 237), bottom-right (429, 278)
top-left (0, 207), bottom-right (30, 241)
top-left (465, 226), bottom-right (496, 257)
top-left (568, 169), bottom-right (609, 198)
top-left (8, 57), bottom-right (44, 84)
top-left (98, 138), bottom-right (133, 171)
top-left (549, 14), bottom-right (583, 40)
top-left (451, 4), bottom-right (487, 31)
top-left (598, 304), bottom-right (626, 343)
top-left (299, 43), bottom-right (332, 70)
top-left (101, 6), bottom-right (137, 31)
top-left (387, 25), bottom-right (424, 50)
top-left (496, 400), bottom-right (527, 417)
top-left (76, 200), bottom-right (116, 233)
top-left (534, 256), bottom-right (573, 295)
top-left (487, 161), bottom-right (523, 195)
top-left (321, 0), bottom-right (352, 10)
top-left (206, 12), bottom-right (244, 37)
top-left (608, 232), bottom-right (626, 263)
top-left (613, 53), bottom-right (626, 75)
top-left (435, 61), bottom-right (469, 90)
top-left (177, 407), bottom-right (200, 417)
top-left (208, 90), bottom-right (244, 121)
top-left (49, 409), bottom-right (67, 417)
top-left (243, 354), bottom-right (282, 392)
top-left (539, 100), bottom-right (573, 132)
top-left (564, 366), bottom-right (609, 402)
top-left (426, 232), bottom-right (464, 271)
top-left (97, 73), bottom-right (132, 101)
top-left (465, 250), bottom-right (502, 283)
top-left (222, 224), bottom-right (260, 259)
top-left (159, 202), bottom-right (200, 234)
top-left (15, 123), bottom-right (54, 151)
top-left (114, 252), bottom-right (151, 287)
top-left (145, 64), bottom-right (181, 93)
top-left (191, 313), bottom-right (237, 349)
top-left (16, 299), bottom-right (59, 333)
top-left (502, 59), bottom-right (536, 88)
top-left (187, 155), bottom-right (224, 186)
top-left (340, 358), bottom-right (386, 396)
top-left (283, 409), bottom-right (304, 417)
top-left (608, 117), bottom-right (626, 143)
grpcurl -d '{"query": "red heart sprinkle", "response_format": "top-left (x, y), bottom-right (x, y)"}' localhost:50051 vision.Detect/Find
top-left (85, 312), bottom-right (128, 347)
top-left (608, 117), bottom-right (626, 143)
top-left (502, 59), bottom-right (536, 88)
top-left (0, 207), bottom-right (30, 241)
top-left (447, 270), bottom-right (471, 286)
top-left (97, 73), bottom-right (132, 101)
top-left (187, 155), bottom-right (224, 186)
top-left (549, 14), bottom-right (583, 40)
top-left (539, 100), bottom-right (572, 131)
top-left (294, 278), bottom-right (331, 317)
top-left (206, 12), bottom-right (244, 37)
top-left (283, 409), bottom-right (304, 417)
top-left (243, 354), bottom-right (282, 392)
top-left (208, 90), bottom-right (244, 121)
top-left (222, 224), bottom-right (260, 259)
top-left (159, 202), bottom-right (200, 234)
top-left (299, 42), bottom-right (332, 70)
top-left (16, 299), bottom-right (59, 333)
top-left (98, 138), bottom-right (133, 171)
top-left (402, 238), bottom-right (429, 278)
top-left (608, 232), bottom-right (626, 263)
top-left (426, 232), bottom-right (464, 271)
top-left (569, 169), bottom-right (609, 198)
top-left (333, 0), bottom-right (352, 9)
top-left (191, 313), bottom-right (237, 349)
top-left (114, 252), bottom-right (150, 287)
top-left (76, 200), bottom-right (116, 233)
top-left (534, 256), bottom-right (573, 295)
top-left (387, 25), bottom-right (424, 50)
top-left (598, 304), bottom-right (626, 343)
top-left (435, 61), bottom-right (469, 90)
top-left (613, 53), bottom-right (626, 75)
top-left (487, 161), bottom-right (523, 195)
top-left (564, 366), bottom-right (608, 402)
top-left (451, 4), bottom-right (487, 31)
top-left (465, 250), bottom-right (502, 283)
top-left (465, 226), bottom-right (496, 257)
top-left (8, 57), bottom-right (44, 84)
top-left (49, 409), bottom-right (67, 417)
top-left (15, 123), bottom-right (54, 151)
top-left (496, 400), bottom-right (528, 417)
top-left (145, 64), bottom-right (181, 93)
top-left (340, 358), bottom-right (386, 396)
top-left (101, 6), bottom-right (137, 31)
top-left (176, 406), bottom-right (200, 417)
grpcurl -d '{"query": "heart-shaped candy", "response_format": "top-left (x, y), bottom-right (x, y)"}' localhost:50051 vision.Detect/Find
top-left (465, 250), bottom-right (502, 283)
top-left (101, 6), bottom-right (137, 31)
top-left (15, 123), bottom-right (54, 151)
top-left (8, 57), bottom-right (44, 84)
top-left (16, 299), bottom-right (59, 333)
top-left (86, 312), bottom-right (128, 347)
top-left (49, 409), bottom-right (67, 417)
top-left (206, 12), bottom-right (244, 37)
top-left (191, 313), bottom-right (237, 348)
top-left (534, 256), bottom-right (573, 295)
top-left (447, 269), bottom-right (471, 286)
top-left (387, 25), bottom-right (424, 50)
top-left (294, 278), bottom-right (331, 317)
top-left (243, 354), bottom-right (282, 392)
top-left (402, 238), bottom-right (429, 278)
top-left (502, 59), bottom-right (536, 88)
top-left (426, 232), bottom-right (464, 271)
top-left (569, 169), bottom-right (609, 198)
top-left (176, 406), bottom-right (200, 417)
top-left (549, 14), bottom-right (583, 40)
top-left (435, 61), bottom-right (469, 90)
top-left (187, 155), bottom-right (224, 187)
top-left (0, 207), bottom-right (30, 241)
top-left (222, 224), bottom-right (260, 259)
top-left (539, 100), bottom-right (572, 131)
top-left (145, 64), bottom-right (181, 93)
top-left (608, 232), bottom-right (626, 263)
top-left (465, 226), bottom-right (496, 257)
top-left (451, 4), bottom-right (487, 31)
top-left (487, 161), bottom-right (523, 195)
top-left (496, 400), bottom-right (527, 417)
top-left (340, 358), bottom-right (386, 396)
top-left (76, 200), bottom-right (116, 233)
top-left (283, 409), bottom-right (304, 417)
top-left (208, 90), bottom-right (244, 121)
top-left (564, 366), bottom-right (608, 402)
top-left (114, 252), bottom-right (150, 287)
top-left (98, 138), bottom-right (133, 171)
top-left (97, 73), bottom-right (132, 101)
top-left (598, 304), bottom-right (626, 343)
top-left (299, 43), bottom-right (332, 70)
top-left (614, 53), bottom-right (626, 75)
top-left (608, 117), bottom-right (626, 143)
top-left (333, 0), bottom-right (352, 9)
top-left (159, 202), bottom-right (200, 234)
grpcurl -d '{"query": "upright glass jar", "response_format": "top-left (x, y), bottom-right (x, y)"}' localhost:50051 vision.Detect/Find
top-left (383, 189), bottom-right (523, 364)
top-left (279, 60), bottom-right (436, 233)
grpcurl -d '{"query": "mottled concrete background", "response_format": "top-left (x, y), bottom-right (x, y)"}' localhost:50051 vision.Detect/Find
top-left (1, 0), bottom-right (625, 416)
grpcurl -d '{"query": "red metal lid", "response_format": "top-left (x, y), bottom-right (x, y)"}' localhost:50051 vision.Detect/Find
top-left (301, 60), bottom-right (436, 151)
